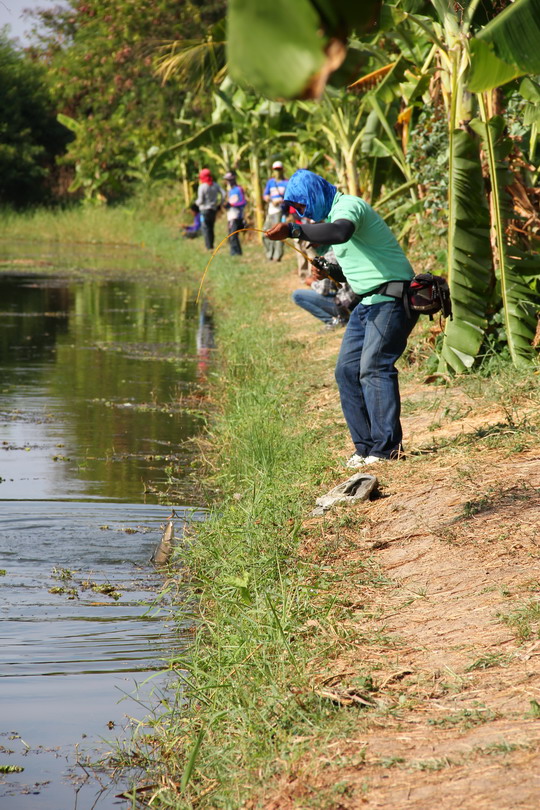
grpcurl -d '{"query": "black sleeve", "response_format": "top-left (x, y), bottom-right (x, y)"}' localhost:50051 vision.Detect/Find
top-left (292, 218), bottom-right (355, 244)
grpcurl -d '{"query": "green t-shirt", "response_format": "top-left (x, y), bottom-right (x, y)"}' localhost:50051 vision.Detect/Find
top-left (328, 192), bottom-right (413, 304)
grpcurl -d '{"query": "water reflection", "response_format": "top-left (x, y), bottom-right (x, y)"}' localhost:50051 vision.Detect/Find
top-left (196, 299), bottom-right (216, 384)
top-left (0, 274), bottom-right (207, 502)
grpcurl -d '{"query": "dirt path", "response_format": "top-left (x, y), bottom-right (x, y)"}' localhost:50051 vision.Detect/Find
top-left (264, 268), bottom-right (540, 809)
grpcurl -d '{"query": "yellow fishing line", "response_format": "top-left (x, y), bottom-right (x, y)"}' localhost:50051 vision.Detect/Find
top-left (196, 227), bottom-right (312, 303)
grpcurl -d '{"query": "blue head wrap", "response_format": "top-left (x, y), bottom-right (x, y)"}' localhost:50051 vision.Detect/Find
top-left (284, 169), bottom-right (337, 222)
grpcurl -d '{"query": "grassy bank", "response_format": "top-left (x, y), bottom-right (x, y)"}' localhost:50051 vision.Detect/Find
top-left (0, 185), bottom-right (180, 244)
top-left (0, 187), bottom-right (197, 279)
top-left (138, 245), bottom-right (368, 806)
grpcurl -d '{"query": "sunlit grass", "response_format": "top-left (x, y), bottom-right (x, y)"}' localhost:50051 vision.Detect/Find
top-left (1, 203), bottom-right (148, 244)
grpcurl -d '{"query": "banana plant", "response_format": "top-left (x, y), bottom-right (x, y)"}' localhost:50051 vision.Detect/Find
top-left (437, 128), bottom-right (493, 371)
top-left (446, 0), bottom-right (540, 369)
top-left (208, 79), bottom-right (297, 231)
top-left (520, 77), bottom-right (540, 166)
top-left (471, 108), bottom-right (540, 367)
top-left (346, 55), bottom-right (434, 228)
top-left (467, 0), bottom-right (540, 94)
top-left (354, 59), bottom-right (415, 185)
top-left (139, 121), bottom-right (232, 193)
top-left (296, 90), bottom-right (369, 194)
top-left (391, 0), bottom-right (540, 370)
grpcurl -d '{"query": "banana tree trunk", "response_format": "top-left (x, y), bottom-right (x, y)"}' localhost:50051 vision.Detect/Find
top-left (249, 152), bottom-right (264, 239)
top-left (344, 153), bottom-right (360, 195)
top-left (180, 159), bottom-right (192, 206)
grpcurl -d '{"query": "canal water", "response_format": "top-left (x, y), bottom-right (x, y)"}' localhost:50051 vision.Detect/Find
top-left (0, 250), bottom-right (210, 808)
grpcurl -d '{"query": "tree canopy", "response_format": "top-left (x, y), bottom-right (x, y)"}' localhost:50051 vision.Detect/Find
top-left (26, 0), bottom-right (226, 199)
top-left (0, 31), bottom-right (72, 206)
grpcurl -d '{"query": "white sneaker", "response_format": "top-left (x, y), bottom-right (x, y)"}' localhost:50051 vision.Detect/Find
top-left (345, 453), bottom-right (366, 468)
top-left (363, 455), bottom-right (388, 465)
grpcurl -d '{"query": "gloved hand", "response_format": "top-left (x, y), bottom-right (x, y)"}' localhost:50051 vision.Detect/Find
top-left (311, 256), bottom-right (345, 283)
top-left (311, 256), bottom-right (331, 279)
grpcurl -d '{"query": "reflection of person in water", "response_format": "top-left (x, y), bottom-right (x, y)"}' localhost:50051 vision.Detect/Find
top-left (196, 300), bottom-right (216, 383)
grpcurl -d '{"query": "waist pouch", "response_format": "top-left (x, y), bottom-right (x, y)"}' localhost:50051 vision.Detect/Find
top-left (357, 273), bottom-right (452, 320)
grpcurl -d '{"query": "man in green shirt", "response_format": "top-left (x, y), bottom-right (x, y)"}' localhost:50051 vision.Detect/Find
top-left (266, 169), bottom-right (418, 467)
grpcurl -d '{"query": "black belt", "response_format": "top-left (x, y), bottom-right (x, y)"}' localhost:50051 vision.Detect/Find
top-left (357, 281), bottom-right (412, 317)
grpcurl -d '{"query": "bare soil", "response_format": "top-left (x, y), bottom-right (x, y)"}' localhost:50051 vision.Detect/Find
top-left (262, 267), bottom-right (540, 809)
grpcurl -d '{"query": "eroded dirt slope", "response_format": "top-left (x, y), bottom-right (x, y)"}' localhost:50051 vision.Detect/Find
top-left (263, 271), bottom-right (540, 809)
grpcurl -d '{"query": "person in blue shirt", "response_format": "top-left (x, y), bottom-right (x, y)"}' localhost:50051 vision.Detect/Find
top-left (262, 161), bottom-right (288, 262)
top-left (223, 171), bottom-right (247, 256)
top-left (182, 203), bottom-right (201, 239)
top-left (266, 169), bottom-right (418, 468)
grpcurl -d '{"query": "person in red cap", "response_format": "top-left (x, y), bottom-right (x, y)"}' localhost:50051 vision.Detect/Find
top-left (195, 168), bottom-right (225, 250)
top-left (262, 161), bottom-right (288, 261)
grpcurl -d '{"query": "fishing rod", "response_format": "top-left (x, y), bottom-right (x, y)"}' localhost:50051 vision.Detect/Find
top-left (196, 227), bottom-right (314, 303)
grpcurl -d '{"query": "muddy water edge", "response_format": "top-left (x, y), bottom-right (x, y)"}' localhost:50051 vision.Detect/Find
top-left (0, 240), bottom-right (211, 809)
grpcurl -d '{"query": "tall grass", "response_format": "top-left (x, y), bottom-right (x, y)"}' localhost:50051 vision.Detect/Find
top-left (1, 203), bottom-right (155, 245)
top-left (0, 184), bottom-right (184, 245)
top-left (0, 189), bottom-right (207, 279)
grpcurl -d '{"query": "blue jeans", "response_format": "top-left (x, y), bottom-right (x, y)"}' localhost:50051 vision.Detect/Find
top-left (335, 300), bottom-right (418, 459)
top-left (292, 289), bottom-right (338, 324)
top-left (228, 216), bottom-right (243, 255)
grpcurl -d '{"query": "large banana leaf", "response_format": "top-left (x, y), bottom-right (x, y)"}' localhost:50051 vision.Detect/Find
top-left (440, 129), bottom-right (493, 372)
top-left (467, 0), bottom-right (540, 92)
top-left (520, 77), bottom-right (540, 162)
top-left (227, 0), bottom-right (381, 100)
top-left (471, 111), bottom-right (540, 367)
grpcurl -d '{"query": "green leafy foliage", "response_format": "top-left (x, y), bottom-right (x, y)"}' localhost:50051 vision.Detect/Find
top-left (471, 111), bottom-right (540, 367)
top-left (468, 0), bottom-right (540, 93)
top-left (27, 0), bottom-right (225, 200)
top-left (0, 33), bottom-right (71, 206)
top-left (228, 0), bottom-right (326, 99)
top-left (406, 102), bottom-right (448, 226)
top-left (227, 0), bottom-right (382, 99)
